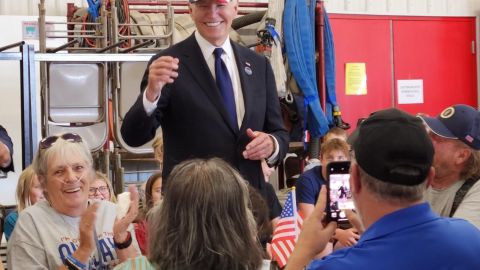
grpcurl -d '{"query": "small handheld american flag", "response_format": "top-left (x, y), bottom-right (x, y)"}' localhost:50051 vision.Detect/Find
top-left (271, 188), bottom-right (303, 268)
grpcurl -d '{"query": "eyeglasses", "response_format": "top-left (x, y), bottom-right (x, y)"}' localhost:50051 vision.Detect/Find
top-left (89, 186), bottom-right (110, 195)
top-left (39, 133), bottom-right (83, 149)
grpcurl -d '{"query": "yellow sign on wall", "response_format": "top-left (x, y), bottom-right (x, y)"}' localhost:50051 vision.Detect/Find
top-left (345, 63), bottom-right (367, 95)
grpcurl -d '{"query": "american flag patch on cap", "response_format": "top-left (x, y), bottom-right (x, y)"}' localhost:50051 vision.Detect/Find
top-left (465, 135), bottom-right (474, 143)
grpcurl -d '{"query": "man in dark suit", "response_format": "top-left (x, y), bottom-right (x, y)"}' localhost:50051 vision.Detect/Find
top-left (0, 125), bottom-right (14, 173)
top-left (121, 0), bottom-right (288, 193)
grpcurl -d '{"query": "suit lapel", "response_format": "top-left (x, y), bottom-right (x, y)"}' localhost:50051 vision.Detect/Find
top-left (180, 35), bottom-right (237, 134)
top-left (232, 42), bottom-right (253, 134)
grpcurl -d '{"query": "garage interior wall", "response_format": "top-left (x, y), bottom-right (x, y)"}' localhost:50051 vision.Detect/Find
top-left (329, 15), bottom-right (477, 130)
top-left (0, 0), bottom-right (479, 204)
top-left (1, 0), bottom-right (479, 16)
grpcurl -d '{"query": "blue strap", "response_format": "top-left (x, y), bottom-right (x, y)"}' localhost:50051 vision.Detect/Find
top-left (86, 0), bottom-right (101, 20)
top-left (266, 24), bottom-right (281, 44)
top-left (323, 9), bottom-right (337, 126)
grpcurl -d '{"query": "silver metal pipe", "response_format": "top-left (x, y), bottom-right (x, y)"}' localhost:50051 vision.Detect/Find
top-left (34, 53), bottom-right (154, 62)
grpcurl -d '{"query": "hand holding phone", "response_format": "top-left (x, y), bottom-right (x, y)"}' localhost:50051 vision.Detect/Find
top-left (326, 161), bottom-right (355, 222)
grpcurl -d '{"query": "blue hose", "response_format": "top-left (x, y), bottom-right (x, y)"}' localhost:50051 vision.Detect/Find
top-left (283, 0), bottom-right (329, 138)
top-left (323, 9), bottom-right (338, 126)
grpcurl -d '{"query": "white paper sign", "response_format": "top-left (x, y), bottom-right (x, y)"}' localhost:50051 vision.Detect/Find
top-left (397, 80), bottom-right (424, 104)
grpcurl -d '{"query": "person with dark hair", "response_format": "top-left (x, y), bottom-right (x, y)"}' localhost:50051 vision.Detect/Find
top-left (144, 172), bottom-right (163, 210)
top-left (115, 158), bottom-right (267, 269)
top-left (419, 104), bottom-right (480, 228)
top-left (0, 125), bottom-right (14, 173)
top-left (286, 108), bottom-right (480, 270)
top-left (134, 172), bottom-right (163, 255)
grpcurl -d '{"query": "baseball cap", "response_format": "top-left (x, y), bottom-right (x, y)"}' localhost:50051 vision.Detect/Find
top-left (353, 108), bottom-right (434, 186)
top-left (346, 118), bottom-right (366, 146)
top-left (418, 104), bottom-right (480, 150)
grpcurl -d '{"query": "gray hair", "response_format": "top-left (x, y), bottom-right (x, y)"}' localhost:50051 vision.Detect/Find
top-left (356, 162), bottom-right (427, 205)
top-left (148, 158), bottom-right (262, 270)
top-left (33, 135), bottom-right (93, 180)
top-left (461, 147), bottom-right (480, 181)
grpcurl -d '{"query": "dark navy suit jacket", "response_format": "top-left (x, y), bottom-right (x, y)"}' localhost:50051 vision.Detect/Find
top-left (0, 125), bottom-right (14, 172)
top-left (121, 34), bottom-right (288, 191)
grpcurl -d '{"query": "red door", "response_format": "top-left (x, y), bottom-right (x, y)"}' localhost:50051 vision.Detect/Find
top-left (328, 15), bottom-right (477, 129)
top-left (329, 15), bottom-right (393, 131)
top-left (393, 18), bottom-right (477, 115)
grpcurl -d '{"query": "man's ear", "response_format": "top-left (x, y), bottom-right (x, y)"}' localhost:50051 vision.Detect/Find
top-left (455, 147), bottom-right (472, 166)
top-left (350, 163), bottom-right (361, 195)
top-left (426, 166), bottom-right (435, 187)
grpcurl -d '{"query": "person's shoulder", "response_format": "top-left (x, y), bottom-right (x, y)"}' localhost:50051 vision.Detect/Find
top-left (231, 41), bottom-right (265, 60)
top-left (301, 166), bottom-right (323, 181)
top-left (113, 256), bottom-right (155, 270)
top-left (150, 37), bottom-right (192, 60)
top-left (307, 248), bottom-right (355, 270)
top-left (439, 217), bottom-right (480, 234)
top-left (20, 200), bottom-right (48, 215)
top-left (467, 177), bottom-right (480, 191)
top-left (5, 211), bottom-right (18, 224)
top-left (296, 168), bottom-right (322, 190)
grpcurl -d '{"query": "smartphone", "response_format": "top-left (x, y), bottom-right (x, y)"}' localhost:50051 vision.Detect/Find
top-left (326, 161), bottom-right (354, 222)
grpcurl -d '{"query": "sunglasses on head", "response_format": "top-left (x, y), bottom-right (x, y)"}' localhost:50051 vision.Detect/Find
top-left (39, 133), bottom-right (83, 149)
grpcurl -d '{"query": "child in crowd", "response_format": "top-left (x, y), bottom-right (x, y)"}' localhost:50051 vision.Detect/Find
top-left (295, 138), bottom-right (359, 255)
top-left (135, 172), bottom-right (163, 255)
top-left (304, 127), bottom-right (348, 172)
top-left (4, 165), bottom-right (44, 241)
top-left (88, 171), bottom-right (116, 202)
top-left (322, 127), bottom-right (348, 143)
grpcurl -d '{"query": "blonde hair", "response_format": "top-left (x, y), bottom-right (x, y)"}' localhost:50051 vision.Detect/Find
top-left (323, 127), bottom-right (348, 143)
top-left (16, 165), bottom-right (38, 212)
top-left (460, 146), bottom-right (480, 181)
top-left (320, 138), bottom-right (350, 159)
top-left (93, 171), bottom-right (117, 203)
top-left (152, 133), bottom-right (164, 166)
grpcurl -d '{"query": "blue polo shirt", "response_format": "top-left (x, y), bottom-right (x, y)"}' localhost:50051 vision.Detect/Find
top-left (308, 203), bottom-right (480, 270)
top-left (295, 166), bottom-right (326, 205)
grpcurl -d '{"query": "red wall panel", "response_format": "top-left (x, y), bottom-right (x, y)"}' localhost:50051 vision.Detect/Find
top-left (393, 18), bottom-right (477, 115)
top-left (327, 15), bottom-right (477, 129)
top-left (329, 16), bottom-right (393, 130)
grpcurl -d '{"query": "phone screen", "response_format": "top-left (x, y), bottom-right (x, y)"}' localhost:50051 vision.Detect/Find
top-left (328, 169), bottom-right (355, 221)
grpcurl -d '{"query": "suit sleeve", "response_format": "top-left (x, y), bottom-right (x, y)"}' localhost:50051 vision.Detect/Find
top-left (120, 54), bottom-right (164, 147)
top-left (263, 57), bottom-right (289, 166)
top-left (0, 125), bottom-right (14, 172)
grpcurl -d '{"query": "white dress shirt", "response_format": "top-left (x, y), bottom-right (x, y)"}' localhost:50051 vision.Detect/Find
top-left (141, 32), bottom-right (279, 163)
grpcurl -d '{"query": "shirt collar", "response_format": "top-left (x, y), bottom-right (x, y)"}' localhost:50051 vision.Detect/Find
top-left (358, 202), bottom-right (440, 243)
top-left (195, 31), bottom-right (234, 61)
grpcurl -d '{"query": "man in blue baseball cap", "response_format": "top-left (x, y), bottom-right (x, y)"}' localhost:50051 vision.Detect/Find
top-left (418, 104), bottom-right (480, 229)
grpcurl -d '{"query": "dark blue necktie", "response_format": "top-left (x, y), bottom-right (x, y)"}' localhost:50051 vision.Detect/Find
top-left (213, 48), bottom-right (237, 129)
